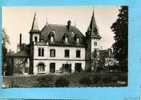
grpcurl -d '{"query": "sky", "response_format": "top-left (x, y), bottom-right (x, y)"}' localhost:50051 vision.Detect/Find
top-left (2, 6), bottom-right (120, 52)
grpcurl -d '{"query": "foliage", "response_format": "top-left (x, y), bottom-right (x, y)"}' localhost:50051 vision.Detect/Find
top-left (37, 75), bottom-right (54, 87)
top-left (55, 76), bottom-right (70, 87)
top-left (111, 6), bottom-right (128, 72)
top-left (92, 74), bottom-right (100, 84)
top-left (2, 29), bottom-right (10, 76)
top-left (79, 76), bottom-right (92, 86)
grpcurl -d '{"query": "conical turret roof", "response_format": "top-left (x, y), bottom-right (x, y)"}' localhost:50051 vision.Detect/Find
top-left (30, 13), bottom-right (39, 32)
top-left (87, 10), bottom-right (101, 39)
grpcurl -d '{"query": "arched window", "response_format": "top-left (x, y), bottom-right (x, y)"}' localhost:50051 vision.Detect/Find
top-left (37, 63), bottom-right (45, 73)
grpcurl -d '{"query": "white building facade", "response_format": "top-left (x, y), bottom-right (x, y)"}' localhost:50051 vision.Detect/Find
top-left (33, 44), bottom-right (85, 74)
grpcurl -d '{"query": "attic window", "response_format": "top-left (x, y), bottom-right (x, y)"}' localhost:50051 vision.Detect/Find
top-left (50, 36), bottom-right (54, 43)
top-left (65, 37), bottom-right (68, 43)
top-left (49, 31), bottom-right (55, 43)
top-left (76, 38), bottom-right (80, 44)
top-left (74, 34), bottom-right (80, 44)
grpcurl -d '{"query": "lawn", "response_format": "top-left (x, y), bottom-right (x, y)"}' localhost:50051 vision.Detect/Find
top-left (3, 72), bottom-right (127, 88)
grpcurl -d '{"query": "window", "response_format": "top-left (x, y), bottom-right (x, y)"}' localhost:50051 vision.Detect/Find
top-left (65, 49), bottom-right (69, 57)
top-left (65, 37), bottom-right (68, 43)
top-left (38, 48), bottom-right (44, 56)
top-left (34, 36), bottom-right (37, 43)
top-left (76, 38), bottom-right (80, 43)
top-left (76, 50), bottom-right (81, 58)
top-left (50, 49), bottom-right (55, 57)
top-left (38, 48), bottom-right (41, 56)
top-left (62, 64), bottom-right (71, 73)
top-left (94, 42), bottom-right (97, 46)
top-left (50, 36), bottom-right (54, 43)
top-left (50, 63), bottom-right (55, 73)
top-left (38, 63), bottom-right (45, 73)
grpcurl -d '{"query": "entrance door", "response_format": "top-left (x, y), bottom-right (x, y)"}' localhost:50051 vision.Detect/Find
top-left (75, 63), bottom-right (82, 72)
top-left (50, 63), bottom-right (55, 73)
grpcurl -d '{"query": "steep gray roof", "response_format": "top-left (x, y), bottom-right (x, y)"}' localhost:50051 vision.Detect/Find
top-left (41, 24), bottom-right (86, 47)
top-left (30, 13), bottom-right (40, 33)
top-left (86, 11), bottom-right (101, 39)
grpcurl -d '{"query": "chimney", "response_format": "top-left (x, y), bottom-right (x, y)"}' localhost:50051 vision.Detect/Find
top-left (67, 20), bottom-right (71, 31)
top-left (19, 33), bottom-right (22, 46)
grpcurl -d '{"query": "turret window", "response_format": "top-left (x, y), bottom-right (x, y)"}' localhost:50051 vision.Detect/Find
top-left (34, 36), bottom-right (37, 43)
top-left (94, 42), bottom-right (97, 46)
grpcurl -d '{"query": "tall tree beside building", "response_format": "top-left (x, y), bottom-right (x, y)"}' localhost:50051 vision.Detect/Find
top-left (2, 29), bottom-right (10, 75)
top-left (111, 6), bottom-right (128, 72)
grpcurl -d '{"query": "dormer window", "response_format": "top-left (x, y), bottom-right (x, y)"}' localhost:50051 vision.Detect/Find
top-left (48, 31), bottom-right (55, 43)
top-left (50, 36), bottom-right (54, 43)
top-left (76, 38), bottom-right (80, 44)
top-left (65, 37), bottom-right (68, 43)
top-left (74, 34), bottom-right (80, 44)
top-left (63, 33), bottom-right (69, 44)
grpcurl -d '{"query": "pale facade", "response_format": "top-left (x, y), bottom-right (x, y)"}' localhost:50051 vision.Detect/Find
top-left (33, 45), bottom-right (85, 74)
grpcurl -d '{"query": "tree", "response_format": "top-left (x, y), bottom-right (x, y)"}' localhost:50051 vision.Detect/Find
top-left (111, 6), bottom-right (128, 72)
top-left (2, 29), bottom-right (10, 75)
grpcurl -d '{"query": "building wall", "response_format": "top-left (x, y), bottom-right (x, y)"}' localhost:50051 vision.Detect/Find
top-left (33, 45), bottom-right (85, 74)
top-left (33, 60), bottom-right (85, 75)
top-left (34, 45), bottom-right (85, 60)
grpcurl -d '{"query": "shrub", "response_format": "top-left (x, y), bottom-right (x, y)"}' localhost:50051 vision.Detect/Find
top-left (92, 75), bottom-right (100, 84)
top-left (111, 75), bottom-right (119, 83)
top-left (55, 77), bottom-right (70, 87)
top-left (37, 75), bottom-right (54, 87)
top-left (119, 73), bottom-right (127, 81)
top-left (79, 77), bottom-right (92, 86)
top-left (101, 75), bottom-right (111, 84)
